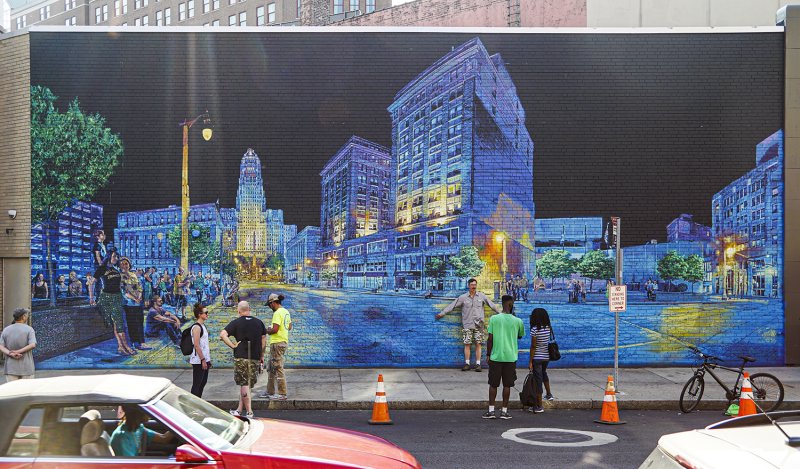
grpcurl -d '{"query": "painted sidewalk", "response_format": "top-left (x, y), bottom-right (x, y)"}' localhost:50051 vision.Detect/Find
top-left (31, 366), bottom-right (800, 411)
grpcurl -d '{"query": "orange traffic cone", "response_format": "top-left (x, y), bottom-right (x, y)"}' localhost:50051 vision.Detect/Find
top-left (594, 375), bottom-right (626, 425)
top-left (737, 372), bottom-right (757, 417)
top-left (368, 374), bottom-right (393, 425)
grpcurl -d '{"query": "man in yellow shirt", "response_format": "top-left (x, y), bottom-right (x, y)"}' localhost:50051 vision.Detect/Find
top-left (259, 293), bottom-right (293, 400)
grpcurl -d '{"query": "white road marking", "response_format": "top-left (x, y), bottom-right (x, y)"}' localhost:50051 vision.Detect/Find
top-left (501, 427), bottom-right (619, 447)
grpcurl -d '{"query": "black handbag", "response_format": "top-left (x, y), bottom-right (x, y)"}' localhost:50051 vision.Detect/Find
top-left (548, 329), bottom-right (561, 361)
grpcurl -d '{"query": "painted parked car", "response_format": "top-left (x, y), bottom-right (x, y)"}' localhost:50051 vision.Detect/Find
top-left (0, 374), bottom-right (420, 468)
top-left (639, 411), bottom-right (800, 469)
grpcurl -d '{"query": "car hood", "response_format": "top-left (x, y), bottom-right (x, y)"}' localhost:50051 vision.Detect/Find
top-left (231, 418), bottom-right (419, 468)
top-left (658, 423), bottom-right (800, 469)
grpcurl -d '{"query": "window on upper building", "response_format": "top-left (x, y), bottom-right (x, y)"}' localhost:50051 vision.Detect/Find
top-left (297, 0), bottom-right (301, 17)
top-left (238, 10), bottom-right (246, 24)
top-left (134, 17), bottom-right (140, 25)
top-left (213, 0), bottom-right (219, 9)
top-left (123, 0), bottom-right (128, 13)
top-left (16, 16), bottom-right (26, 29)
top-left (156, 9), bottom-right (162, 24)
top-left (95, 7), bottom-right (101, 23)
top-left (267, 2), bottom-right (275, 22)
top-left (188, 0), bottom-right (195, 17)
top-left (179, 3), bottom-right (186, 20)
top-left (349, 0), bottom-right (358, 11)
top-left (256, 5), bottom-right (265, 24)
top-left (366, 0), bottom-right (374, 12)
top-left (142, 14), bottom-right (149, 24)
top-left (203, 0), bottom-right (209, 13)
top-left (102, 4), bottom-right (108, 20)
top-left (212, 18), bottom-right (219, 25)
top-left (40, 5), bottom-right (51, 19)
top-left (114, 0), bottom-right (121, 15)
top-left (135, 0), bottom-right (141, 9)
top-left (333, 0), bottom-right (343, 14)
top-left (228, 14), bottom-right (236, 24)
top-left (164, 7), bottom-right (171, 23)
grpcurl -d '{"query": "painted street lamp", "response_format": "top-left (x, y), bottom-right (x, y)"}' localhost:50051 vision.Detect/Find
top-left (495, 233), bottom-right (507, 292)
top-left (178, 111), bottom-right (212, 272)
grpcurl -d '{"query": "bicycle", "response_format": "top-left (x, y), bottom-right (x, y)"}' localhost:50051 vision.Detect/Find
top-left (679, 346), bottom-right (784, 413)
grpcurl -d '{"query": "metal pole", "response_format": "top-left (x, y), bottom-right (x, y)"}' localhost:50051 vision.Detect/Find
top-left (614, 218), bottom-right (622, 391)
top-left (180, 124), bottom-right (190, 273)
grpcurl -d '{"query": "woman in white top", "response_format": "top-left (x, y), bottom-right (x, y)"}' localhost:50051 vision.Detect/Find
top-left (528, 307), bottom-right (554, 413)
top-left (190, 302), bottom-right (211, 398)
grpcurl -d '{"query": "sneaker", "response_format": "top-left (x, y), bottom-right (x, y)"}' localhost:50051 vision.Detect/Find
top-left (244, 411), bottom-right (255, 419)
top-left (499, 411), bottom-right (512, 420)
top-left (472, 364), bottom-right (482, 372)
top-left (229, 410), bottom-right (241, 417)
top-left (481, 410), bottom-right (497, 419)
top-left (544, 394), bottom-right (554, 401)
top-left (462, 364), bottom-right (471, 371)
top-left (270, 394), bottom-right (288, 401)
top-left (533, 407), bottom-right (544, 413)
top-left (256, 391), bottom-right (271, 399)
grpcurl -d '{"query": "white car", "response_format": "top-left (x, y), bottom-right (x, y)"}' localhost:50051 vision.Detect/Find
top-left (640, 412), bottom-right (800, 469)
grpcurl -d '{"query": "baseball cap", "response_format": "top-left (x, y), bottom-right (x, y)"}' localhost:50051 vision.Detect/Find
top-left (267, 293), bottom-right (280, 303)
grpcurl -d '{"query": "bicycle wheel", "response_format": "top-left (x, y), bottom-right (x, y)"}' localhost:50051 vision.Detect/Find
top-left (749, 373), bottom-right (784, 412)
top-left (679, 375), bottom-right (705, 413)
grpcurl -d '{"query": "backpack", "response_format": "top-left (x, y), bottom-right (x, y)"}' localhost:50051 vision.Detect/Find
top-left (519, 372), bottom-right (536, 407)
top-left (180, 323), bottom-right (203, 356)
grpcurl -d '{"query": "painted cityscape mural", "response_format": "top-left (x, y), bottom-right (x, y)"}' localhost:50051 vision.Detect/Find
top-left (28, 31), bottom-right (785, 369)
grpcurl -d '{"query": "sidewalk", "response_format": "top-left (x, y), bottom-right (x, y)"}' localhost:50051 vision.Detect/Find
top-left (32, 366), bottom-right (800, 412)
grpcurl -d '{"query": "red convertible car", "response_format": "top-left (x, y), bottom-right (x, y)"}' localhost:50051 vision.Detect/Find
top-left (0, 374), bottom-right (420, 468)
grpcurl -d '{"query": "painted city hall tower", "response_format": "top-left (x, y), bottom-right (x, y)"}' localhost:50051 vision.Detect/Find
top-left (236, 148), bottom-right (268, 258)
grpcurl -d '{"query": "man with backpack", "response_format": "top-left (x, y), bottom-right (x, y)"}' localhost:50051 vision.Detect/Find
top-left (483, 295), bottom-right (525, 420)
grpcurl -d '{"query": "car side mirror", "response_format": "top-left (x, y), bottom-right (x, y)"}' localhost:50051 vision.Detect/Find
top-left (175, 444), bottom-right (208, 463)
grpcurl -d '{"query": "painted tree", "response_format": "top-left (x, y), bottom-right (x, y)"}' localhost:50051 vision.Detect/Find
top-left (424, 256), bottom-right (448, 290)
top-left (683, 254), bottom-right (705, 293)
top-left (657, 250), bottom-right (687, 292)
top-left (31, 85), bottom-right (123, 305)
top-left (536, 249), bottom-right (575, 288)
top-left (168, 224), bottom-right (220, 268)
top-left (576, 249), bottom-right (615, 291)
top-left (450, 246), bottom-right (485, 279)
top-left (265, 253), bottom-right (285, 276)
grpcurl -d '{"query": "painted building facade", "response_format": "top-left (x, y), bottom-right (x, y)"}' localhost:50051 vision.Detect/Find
top-left (31, 200), bottom-right (103, 281)
top-left (236, 148), bottom-right (268, 259)
top-left (712, 129), bottom-right (784, 298)
top-left (285, 225), bottom-right (320, 284)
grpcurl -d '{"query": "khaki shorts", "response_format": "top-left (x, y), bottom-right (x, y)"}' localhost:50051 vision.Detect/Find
top-left (462, 327), bottom-right (485, 345)
top-left (233, 358), bottom-right (260, 387)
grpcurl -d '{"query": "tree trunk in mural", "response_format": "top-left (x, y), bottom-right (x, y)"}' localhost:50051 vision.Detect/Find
top-left (44, 224), bottom-right (56, 307)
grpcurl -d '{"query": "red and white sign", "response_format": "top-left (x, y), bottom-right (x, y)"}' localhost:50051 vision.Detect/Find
top-left (608, 285), bottom-right (627, 312)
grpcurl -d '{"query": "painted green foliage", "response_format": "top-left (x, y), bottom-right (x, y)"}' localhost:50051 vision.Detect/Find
top-left (449, 246), bottom-right (484, 279)
top-left (424, 257), bottom-right (447, 288)
top-left (657, 250), bottom-right (688, 290)
top-left (167, 223), bottom-right (221, 267)
top-left (576, 249), bottom-right (615, 291)
top-left (537, 249), bottom-right (574, 287)
top-left (31, 85), bottom-right (123, 304)
top-left (683, 254), bottom-right (705, 293)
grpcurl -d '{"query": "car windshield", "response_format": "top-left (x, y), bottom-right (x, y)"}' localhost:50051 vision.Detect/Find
top-left (152, 386), bottom-right (247, 451)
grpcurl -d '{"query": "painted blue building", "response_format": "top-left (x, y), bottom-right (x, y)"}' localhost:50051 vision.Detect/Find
top-left (386, 37), bottom-right (535, 291)
top-left (285, 226), bottom-right (321, 284)
top-left (31, 200), bottom-right (103, 281)
top-left (711, 129), bottom-right (783, 298)
top-left (619, 240), bottom-right (709, 290)
top-left (115, 202), bottom-right (223, 274)
top-left (667, 213), bottom-right (711, 243)
top-left (534, 217), bottom-right (604, 259)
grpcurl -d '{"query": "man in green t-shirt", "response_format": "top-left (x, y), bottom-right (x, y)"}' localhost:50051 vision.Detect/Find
top-left (258, 293), bottom-right (293, 401)
top-left (483, 295), bottom-right (525, 420)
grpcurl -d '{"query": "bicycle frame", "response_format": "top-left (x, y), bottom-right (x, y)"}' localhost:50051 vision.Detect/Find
top-left (695, 361), bottom-right (747, 400)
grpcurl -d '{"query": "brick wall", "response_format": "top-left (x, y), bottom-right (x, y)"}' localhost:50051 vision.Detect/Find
top-left (0, 33), bottom-right (31, 326)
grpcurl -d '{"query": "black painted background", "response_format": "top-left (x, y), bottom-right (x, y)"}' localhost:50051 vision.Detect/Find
top-left (29, 31), bottom-right (784, 246)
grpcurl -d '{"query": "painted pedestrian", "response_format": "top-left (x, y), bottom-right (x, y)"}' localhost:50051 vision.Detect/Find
top-left (31, 273), bottom-right (48, 300)
top-left (482, 295), bottom-right (525, 420)
top-left (436, 278), bottom-right (502, 371)
top-left (145, 295), bottom-right (181, 346)
top-left (94, 251), bottom-right (136, 356)
top-left (120, 257), bottom-right (149, 351)
top-left (220, 301), bottom-right (267, 419)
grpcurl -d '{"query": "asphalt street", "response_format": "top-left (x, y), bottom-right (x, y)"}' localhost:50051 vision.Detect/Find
top-left (257, 409), bottom-right (727, 469)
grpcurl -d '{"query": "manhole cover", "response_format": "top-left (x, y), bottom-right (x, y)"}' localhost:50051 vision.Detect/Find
top-left (501, 428), bottom-right (618, 447)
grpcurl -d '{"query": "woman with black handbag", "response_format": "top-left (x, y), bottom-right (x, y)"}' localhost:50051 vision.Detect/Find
top-left (528, 308), bottom-right (555, 413)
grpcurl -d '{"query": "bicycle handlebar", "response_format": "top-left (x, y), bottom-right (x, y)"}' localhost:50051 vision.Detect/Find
top-left (688, 346), bottom-right (722, 362)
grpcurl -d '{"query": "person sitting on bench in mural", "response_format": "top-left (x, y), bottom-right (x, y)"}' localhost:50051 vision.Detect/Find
top-left (145, 295), bottom-right (182, 346)
top-left (95, 251), bottom-right (136, 356)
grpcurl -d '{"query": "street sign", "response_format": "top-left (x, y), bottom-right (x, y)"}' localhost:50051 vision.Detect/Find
top-left (608, 285), bottom-right (627, 312)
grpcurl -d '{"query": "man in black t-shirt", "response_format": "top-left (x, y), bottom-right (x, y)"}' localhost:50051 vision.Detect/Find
top-left (220, 301), bottom-right (266, 419)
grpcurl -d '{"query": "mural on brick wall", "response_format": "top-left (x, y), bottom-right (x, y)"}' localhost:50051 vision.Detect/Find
top-left (28, 31), bottom-right (784, 369)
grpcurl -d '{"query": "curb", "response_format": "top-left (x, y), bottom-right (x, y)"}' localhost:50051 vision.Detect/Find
top-left (206, 398), bottom-right (800, 412)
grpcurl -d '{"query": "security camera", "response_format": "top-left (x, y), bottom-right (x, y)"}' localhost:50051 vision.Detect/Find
top-left (8, 210), bottom-right (17, 219)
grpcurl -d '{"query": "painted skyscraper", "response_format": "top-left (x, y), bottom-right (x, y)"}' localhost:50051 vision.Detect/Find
top-left (236, 148), bottom-right (268, 258)
top-left (387, 37), bottom-right (535, 289)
